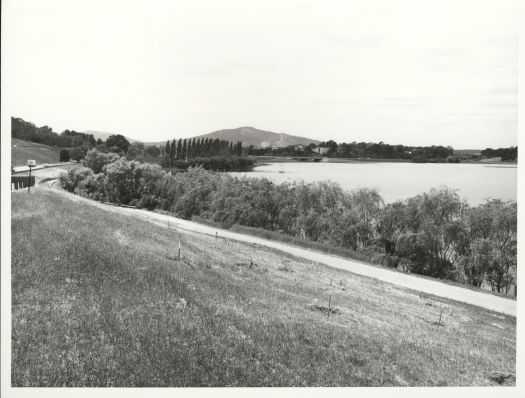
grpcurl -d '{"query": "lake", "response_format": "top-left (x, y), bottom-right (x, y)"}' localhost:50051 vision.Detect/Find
top-left (231, 161), bottom-right (517, 205)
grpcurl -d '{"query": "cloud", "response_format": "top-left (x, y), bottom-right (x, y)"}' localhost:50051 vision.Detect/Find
top-left (479, 98), bottom-right (517, 109)
top-left (376, 97), bottom-right (432, 110)
top-left (4, 0), bottom-right (518, 147)
top-left (331, 36), bottom-right (387, 49)
top-left (170, 64), bottom-right (236, 78)
top-left (480, 85), bottom-right (517, 96)
top-left (421, 48), bottom-right (467, 58)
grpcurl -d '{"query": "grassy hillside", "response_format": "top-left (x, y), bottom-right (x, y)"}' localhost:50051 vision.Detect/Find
top-left (11, 188), bottom-right (516, 387)
top-left (11, 138), bottom-right (61, 167)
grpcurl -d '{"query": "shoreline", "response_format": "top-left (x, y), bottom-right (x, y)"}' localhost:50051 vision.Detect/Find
top-left (252, 156), bottom-right (517, 166)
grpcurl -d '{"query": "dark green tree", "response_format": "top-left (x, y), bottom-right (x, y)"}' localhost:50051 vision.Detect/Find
top-left (106, 134), bottom-right (130, 154)
top-left (177, 139), bottom-right (182, 160)
top-left (70, 147), bottom-right (87, 162)
top-left (171, 140), bottom-right (176, 163)
top-left (182, 140), bottom-right (187, 160)
top-left (59, 149), bottom-right (70, 162)
top-left (144, 145), bottom-right (161, 158)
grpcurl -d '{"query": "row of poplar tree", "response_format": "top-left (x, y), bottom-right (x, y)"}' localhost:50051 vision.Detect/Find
top-left (162, 138), bottom-right (243, 164)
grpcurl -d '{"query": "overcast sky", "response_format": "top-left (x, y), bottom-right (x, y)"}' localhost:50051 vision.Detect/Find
top-left (5, 0), bottom-right (518, 148)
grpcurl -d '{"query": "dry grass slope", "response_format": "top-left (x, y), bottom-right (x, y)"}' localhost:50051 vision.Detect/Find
top-left (11, 138), bottom-right (61, 167)
top-left (11, 189), bottom-right (516, 387)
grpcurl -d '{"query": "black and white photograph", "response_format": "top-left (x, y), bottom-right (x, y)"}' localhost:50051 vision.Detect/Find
top-left (1, 0), bottom-right (523, 395)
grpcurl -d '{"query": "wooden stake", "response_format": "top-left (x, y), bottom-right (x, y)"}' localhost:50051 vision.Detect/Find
top-left (27, 165), bottom-right (33, 193)
top-left (157, 317), bottom-right (160, 347)
top-left (328, 294), bottom-right (332, 318)
top-left (438, 308), bottom-right (443, 325)
top-left (178, 241), bottom-right (181, 261)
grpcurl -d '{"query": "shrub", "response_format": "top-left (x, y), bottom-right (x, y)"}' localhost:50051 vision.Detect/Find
top-left (59, 167), bottom-right (94, 192)
top-left (84, 149), bottom-right (120, 173)
top-left (75, 173), bottom-right (106, 200)
top-left (70, 146), bottom-right (87, 162)
top-left (59, 149), bottom-right (70, 162)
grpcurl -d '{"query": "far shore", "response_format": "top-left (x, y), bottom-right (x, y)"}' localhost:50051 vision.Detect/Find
top-left (252, 156), bottom-right (517, 166)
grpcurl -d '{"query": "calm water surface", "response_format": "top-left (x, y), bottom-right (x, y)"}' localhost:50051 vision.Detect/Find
top-left (232, 162), bottom-right (517, 205)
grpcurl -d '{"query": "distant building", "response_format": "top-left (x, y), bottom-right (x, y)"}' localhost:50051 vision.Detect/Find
top-left (278, 133), bottom-right (286, 147)
top-left (294, 144), bottom-right (305, 151)
top-left (315, 147), bottom-right (329, 155)
top-left (260, 141), bottom-right (271, 148)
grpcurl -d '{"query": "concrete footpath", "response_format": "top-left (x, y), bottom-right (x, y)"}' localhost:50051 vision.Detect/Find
top-left (142, 209), bottom-right (517, 317)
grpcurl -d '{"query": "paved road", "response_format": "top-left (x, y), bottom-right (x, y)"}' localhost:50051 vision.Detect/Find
top-left (34, 182), bottom-right (516, 317)
top-left (12, 162), bottom-right (76, 173)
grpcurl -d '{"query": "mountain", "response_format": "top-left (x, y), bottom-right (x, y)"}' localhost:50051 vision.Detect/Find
top-left (192, 126), bottom-right (320, 148)
top-left (84, 126), bottom-right (320, 148)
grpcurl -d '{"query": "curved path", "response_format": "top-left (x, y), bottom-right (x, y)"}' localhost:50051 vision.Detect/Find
top-left (39, 182), bottom-right (517, 316)
top-left (140, 209), bottom-right (517, 316)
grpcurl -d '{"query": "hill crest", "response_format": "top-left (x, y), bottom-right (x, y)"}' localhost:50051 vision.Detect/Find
top-left (83, 130), bottom-right (144, 144)
top-left (84, 126), bottom-right (320, 148)
top-left (193, 126), bottom-right (320, 148)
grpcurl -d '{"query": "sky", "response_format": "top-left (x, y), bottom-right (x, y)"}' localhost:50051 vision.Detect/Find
top-left (4, 0), bottom-right (519, 148)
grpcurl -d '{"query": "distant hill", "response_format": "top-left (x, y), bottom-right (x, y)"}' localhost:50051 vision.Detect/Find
top-left (83, 130), bottom-right (145, 144)
top-left (84, 130), bottom-right (169, 146)
top-left (192, 126), bottom-right (320, 148)
top-left (84, 126), bottom-right (320, 148)
top-left (11, 138), bottom-right (61, 167)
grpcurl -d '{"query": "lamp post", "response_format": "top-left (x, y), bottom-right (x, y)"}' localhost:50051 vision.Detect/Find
top-left (27, 159), bottom-right (36, 193)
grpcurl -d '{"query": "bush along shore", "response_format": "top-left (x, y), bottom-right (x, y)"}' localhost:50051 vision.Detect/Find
top-left (165, 156), bottom-right (255, 172)
top-left (60, 149), bottom-right (517, 295)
